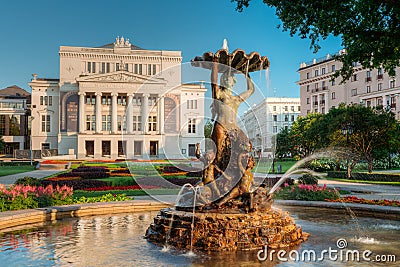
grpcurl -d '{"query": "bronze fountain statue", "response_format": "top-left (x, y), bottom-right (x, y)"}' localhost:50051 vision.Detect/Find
top-left (146, 45), bottom-right (309, 251)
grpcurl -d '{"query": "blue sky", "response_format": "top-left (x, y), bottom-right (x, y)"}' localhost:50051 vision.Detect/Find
top-left (0, 0), bottom-right (342, 99)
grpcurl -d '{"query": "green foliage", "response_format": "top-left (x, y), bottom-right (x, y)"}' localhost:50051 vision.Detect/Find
top-left (14, 177), bottom-right (41, 186)
top-left (327, 171), bottom-right (400, 182)
top-left (274, 127), bottom-right (292, 158)
top-left (288, 113), bottom-right (325, 158)
top-left (298, 174), bottom-right (319, 185)
top-left (0, 184), bottom-right (73, 212)
top-left (232, 0), bottom-right (400, 81)
top-left (73, 193), bottom-right (130, 204)
top-left (274, 184), bottom-right (340, 201)
top-left (307, 159), bottom-right (337, 172)
top-left (0, 161), bottom-right (39, 166)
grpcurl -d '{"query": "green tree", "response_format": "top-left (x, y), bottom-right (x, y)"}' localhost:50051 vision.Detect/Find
top-left (289, 113), bottom-right (325, 158)
top-left (323, 104), bottom-right (400, 173)
top-left (232, 0), bottom-right (400, 81)
top-left (275, 127), bottom-right (292, 159)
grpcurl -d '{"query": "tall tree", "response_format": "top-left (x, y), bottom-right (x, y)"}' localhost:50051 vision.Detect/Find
top-left (323, 104), bottom-right (399, 173)
top-left (232, 0), bottom-right (400, 81)
top-left (289, 113), bottom-right (325, 158)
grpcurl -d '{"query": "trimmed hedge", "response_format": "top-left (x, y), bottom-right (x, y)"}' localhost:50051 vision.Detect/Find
top-left (327, 171), bottom-right (400, 182)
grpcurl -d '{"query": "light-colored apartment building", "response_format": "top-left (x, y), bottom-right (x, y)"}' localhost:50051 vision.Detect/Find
top-left (297, 50), bottom-right (400, 119)
top-left (241, 97), bottom-right (301, 158)
top-left (0, 86), bottom-right (30, 156)
top-left (29, 37), bottom-right (206, 159)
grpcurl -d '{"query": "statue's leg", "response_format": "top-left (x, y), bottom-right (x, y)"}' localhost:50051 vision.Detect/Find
top-left (215, 188), bottom-right (240, 207)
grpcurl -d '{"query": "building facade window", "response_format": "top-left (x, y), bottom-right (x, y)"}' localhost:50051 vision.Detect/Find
top-left (314, 69), bottom-right (319, 77)
top-left (306, 85), bottom-right (310, 92)
top-left (272, 126), bottom-right (277, 133)
top-left (377, 68), bottom-right (383, 79)
top-left (284, 106), bottom-right (288, 111)
top-left (273, 115), bottom-right (277, 121)
top-left (332, 92), bottom-right (336, 99)
top-left (41, 115), bottom-right (50, 132)
top-left (133, 95), bottom-right (142, 106)
top-left (148, 96), bottom-right (157, 106)
top-left (331, 79), bottom-right (335, 86)
top-left (86, 94), bottom-right (95, 105)
top-left (102, 115), bottom-right (111, 131)
top-left (273, 106), bottom-right (276, 111)
top-left (378, 83), bottom-right (382, 91)
top-left (390, 80), bottom-right (395, 88)
top-left (133, 115), bottom-right (142, 131)
top-left (351, 88), bottom-right (357, 96)
top-left (187, 100), bottom-right (198, 109)
top-left (134, 64), bottom-right (143, 75)
top-left (291, 115), bottom-right (295, 121)
top-left (298, 106), bottom-right (301, 111)
top-left (117, 115), bottom-right (126, 131)
top-left (86, 115), bottom-right (96, 131)
top-left (366, 85), bottom-right (371, 93)
top-left (87, 62), bottom-right (96, 73)
top-left (101, 95), bottom-right (111, 105)
top-left (332, 65), bottom-right (336, 72)
top-left (291, 106), bottom-right (295, 111)
top-left (148, 116), bottom-right (157, 131)
top-left (306, 72), bottom-right (310, 79)
top-left (40, 96), bottom-right (52, 106)
top-left (322, 68), bottom-right (326, 75)
top-left (352, 74), bottom-right (358, 81)
top-left (188, 118), bottom-right (196, 133)
top-left (366, 70), bottom-right (372, 82)
top-left (117, 95), bottom-right (127, 106)
top-left (284, 115), bottom-right (289, 122)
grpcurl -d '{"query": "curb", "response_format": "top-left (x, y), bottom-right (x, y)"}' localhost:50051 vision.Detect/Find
top-left (0, 200), bottom-right (172, 233)
top-left (274, 200), bottom-right (400, 220)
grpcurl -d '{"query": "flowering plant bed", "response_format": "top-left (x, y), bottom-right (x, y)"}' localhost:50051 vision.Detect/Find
top-left (274, 184), bottom-right (341, 201)
top-left (326, 196), bottom-right (400, 207)
top-left (0, 184), bottom-right (73, 211)
top-left (47, 177), bottom-right (82, 181)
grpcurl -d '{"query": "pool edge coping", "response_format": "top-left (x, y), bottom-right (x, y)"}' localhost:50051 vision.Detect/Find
top-left (0, 199), bottom-right (399, 233)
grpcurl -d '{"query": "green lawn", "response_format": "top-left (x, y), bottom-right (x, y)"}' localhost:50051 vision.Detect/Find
top-left (254, 160), bottom-right (297, 174)
top-left (0, 166), bottom-right (36, 177)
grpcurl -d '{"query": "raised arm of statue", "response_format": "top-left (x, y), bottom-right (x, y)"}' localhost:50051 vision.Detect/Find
top-left (238, 73), bottom-right (255, 102)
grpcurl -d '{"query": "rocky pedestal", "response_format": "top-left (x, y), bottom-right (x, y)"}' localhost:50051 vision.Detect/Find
top-left (145, 205), bottom-right (309, 251)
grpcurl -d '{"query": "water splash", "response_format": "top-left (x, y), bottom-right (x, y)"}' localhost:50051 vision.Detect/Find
top-left (164, 183), bottom-right (197, 249)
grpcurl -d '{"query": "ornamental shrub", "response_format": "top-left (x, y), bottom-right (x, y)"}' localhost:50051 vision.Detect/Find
top-left (274, 184), bottom-right (340, 201)
top-left (14, 176), bottom-right (41, 186)
top-left (298, 174), bottom-right (318, 185)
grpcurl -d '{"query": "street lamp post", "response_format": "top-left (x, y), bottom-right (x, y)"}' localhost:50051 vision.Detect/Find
top-left (341, 124), bottom-right (353, 178)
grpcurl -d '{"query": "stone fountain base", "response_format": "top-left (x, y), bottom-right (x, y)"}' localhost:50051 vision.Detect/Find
top-left (145, 207), bottom-right (309, 251)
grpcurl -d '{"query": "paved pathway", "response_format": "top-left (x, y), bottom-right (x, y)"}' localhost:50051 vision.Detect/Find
top-left (0, 170), bottom-right (62, 185)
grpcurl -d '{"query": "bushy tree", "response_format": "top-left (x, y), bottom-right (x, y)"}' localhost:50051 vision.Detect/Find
top-left (289, 113), bottom-right (325, 158)
top-left (232, 0), bottom-right (400, 81)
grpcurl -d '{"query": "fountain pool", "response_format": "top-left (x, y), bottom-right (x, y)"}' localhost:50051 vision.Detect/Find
top-left (0, 205), bottom-right (398, 266)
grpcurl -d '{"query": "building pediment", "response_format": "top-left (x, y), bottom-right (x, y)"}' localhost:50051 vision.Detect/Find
top-left (76, 71), bottom-right (166, 84)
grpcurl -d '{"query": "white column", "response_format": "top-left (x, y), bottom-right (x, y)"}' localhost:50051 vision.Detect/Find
top-left (95, 92), bottom-right (102, 133)
top-left (382, 95), bottom-right (388, 109)
top-left (126, 94), bottom-right (133, 134)
top-left (158, 95), bottom-right (164, 134)
top-left (317, 94), bottom-right (321, 113)
top-left (310, 95), bottom-right (314, 112)
top-left (111, 93), bottom-right (118, 133)
top-left (325, 92), bottom-right (329, 112)
top-left (78, 92), bottom-right (86, 133)
top-left (141, 94), bottom-right (149, 134)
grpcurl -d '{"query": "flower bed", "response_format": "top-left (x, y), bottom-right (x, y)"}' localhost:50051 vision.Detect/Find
top-left (82, 185), bottom-right (160, 191)
top-left (326, 196), bottom-right (400, 207)
top-left (274, 184), bottom-right (340, 201)
top-left (47, 177), bottom-right (82, 181)
top-left (0, 184), bottom-right (73, 211)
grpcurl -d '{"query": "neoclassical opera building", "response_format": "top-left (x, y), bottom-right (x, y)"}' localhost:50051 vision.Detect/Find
top-left (29, 37), bottom-right (206, 159)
